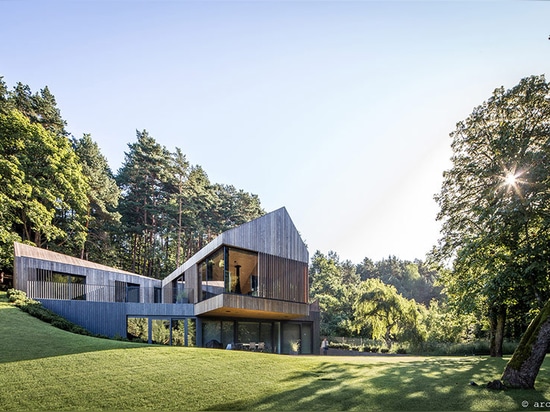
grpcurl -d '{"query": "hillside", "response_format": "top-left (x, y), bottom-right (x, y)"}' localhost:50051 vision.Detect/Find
top-left (1, 294), bottom-right (549, 411)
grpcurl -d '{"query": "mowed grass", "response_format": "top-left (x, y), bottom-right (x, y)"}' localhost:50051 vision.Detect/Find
top-left (1, 296), bottom-right (550, 411)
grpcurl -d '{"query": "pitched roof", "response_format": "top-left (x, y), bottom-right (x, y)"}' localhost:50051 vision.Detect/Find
top-left (13, 242), bottom-right (135, 275)
top-left (162, 207), bottom-right (308, 285)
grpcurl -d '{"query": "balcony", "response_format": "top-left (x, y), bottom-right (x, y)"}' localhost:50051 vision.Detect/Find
top-left (194, 293), bottom-right (310, 320)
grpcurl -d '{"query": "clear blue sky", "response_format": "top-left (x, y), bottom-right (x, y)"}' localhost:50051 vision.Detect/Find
top-left (2, 1), bottom-right (549, 263)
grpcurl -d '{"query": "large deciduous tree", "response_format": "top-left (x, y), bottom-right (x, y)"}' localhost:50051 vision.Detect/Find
top-left (435, 75), bottom-right (550, 374)
top-left (0, 108), bottom-right (88, 258)
top-left (353, 278), bottom-right (424, 349)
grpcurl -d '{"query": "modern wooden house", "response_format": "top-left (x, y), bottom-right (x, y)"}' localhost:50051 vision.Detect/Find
top-left (13, 207), bottom-right (320, 354)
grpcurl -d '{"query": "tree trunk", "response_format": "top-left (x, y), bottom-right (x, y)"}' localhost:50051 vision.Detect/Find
top-left (489, 305), bottom-right (506, 357)
top-left (501, 299), bottom-right (550, 389)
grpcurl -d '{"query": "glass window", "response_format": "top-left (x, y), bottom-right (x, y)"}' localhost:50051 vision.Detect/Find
top-left (126, 283), bottom-right (140, 303)
top-left (200, 247), bottom-right (259, 299)
top-left (260, 322), bottom-right (273, 353)
top-left (171, 319), bottom-right (185, 346)
top-left (173, 275), bottom-right (188, 303)
top-left (127, 317), bottom-right (148, 342)
top-left (152, 319), bottom-right (170, 345)
top-left (301, 324), bottom-right (312, 355)
top-left (201, 248), bottom-right (226, 299)
top-left (203, 320), bottom-right (222, 348)
top-left (154, 287), bottom-right (162, 303)
top-left (227, 248), bottom-right (258, 296)
top-left (282, 323), bottom-right (301, 354)
top-left (238, 322), bottom-right (260, 345)
top-left (222, 321), bottom-right (235, 348)
top-left (187, 319), bottom-right (196, 347)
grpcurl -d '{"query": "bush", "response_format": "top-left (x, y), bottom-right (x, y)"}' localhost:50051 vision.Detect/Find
top-left (7, 289), bottom-right (92, 337)
top-left (7, 288), bottom-right (28, 304)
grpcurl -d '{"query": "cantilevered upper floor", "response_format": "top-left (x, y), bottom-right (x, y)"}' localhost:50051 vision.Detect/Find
top-left (162, 207), bottom-right (310, 319)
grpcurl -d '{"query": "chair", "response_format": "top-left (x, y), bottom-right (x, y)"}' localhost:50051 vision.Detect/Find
top-left (249, 342), bottom-right (256, 351)
top-left (257, 342), bottom-right (265, 352)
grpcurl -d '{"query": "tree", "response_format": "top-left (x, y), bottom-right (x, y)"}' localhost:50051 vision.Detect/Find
top-left (8, 82), bottom-right (67, 136)
top-left (309, 251), bottom-right (358, 337)
top-left (501, 298), bottom-right (550, 389)
top-left (73, 134), bottom-right (121, 264)
top-left (116, 130), bottom-right (173, 277)
top-left (0, 108), bottom-right (88, 256)
top-left (352, 278), bottom-right (424, 348)
top-left (434, 75), bottom-right (550, 357)
top-left (169, 147), bottom-right (190, 267)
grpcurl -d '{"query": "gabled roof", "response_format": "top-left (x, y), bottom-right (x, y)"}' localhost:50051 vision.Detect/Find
top-left (162, 207), bottom-right (308, 285)
top-left (14, 242), bottom-right (136, 275)
top-left (221, 207), bottom-right (308, 261)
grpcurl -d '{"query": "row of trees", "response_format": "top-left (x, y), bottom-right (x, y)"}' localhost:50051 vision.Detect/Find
top-left (309, 251), bottom-right (476, 349)
top-left (0, 77), bottom-right (264, 278)
top-left (311, 75), bottom-right (550, 388)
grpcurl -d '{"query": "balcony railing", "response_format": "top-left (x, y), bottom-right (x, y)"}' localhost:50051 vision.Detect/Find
top-left (26, 281), bottom-right (193, 304)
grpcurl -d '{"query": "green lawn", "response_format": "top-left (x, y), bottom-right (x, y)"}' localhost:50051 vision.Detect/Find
top-left (1, 296), bottom-right (549, 411)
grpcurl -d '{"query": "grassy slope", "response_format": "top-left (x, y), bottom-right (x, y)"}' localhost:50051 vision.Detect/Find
top-left (1, 296), bottom-right (549, 411)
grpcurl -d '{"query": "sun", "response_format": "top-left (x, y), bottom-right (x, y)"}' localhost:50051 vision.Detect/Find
top-left (504, 172), bottom-right (517, 186)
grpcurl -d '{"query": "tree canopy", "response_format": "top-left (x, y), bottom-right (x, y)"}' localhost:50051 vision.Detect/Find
top-left (434, 74), bottom-right (550, 356)
top-left (0, 77), bottom-right (264, 279)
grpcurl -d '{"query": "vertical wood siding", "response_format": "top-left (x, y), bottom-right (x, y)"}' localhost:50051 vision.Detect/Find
top-left (259, 253), bottom-right (308, 303)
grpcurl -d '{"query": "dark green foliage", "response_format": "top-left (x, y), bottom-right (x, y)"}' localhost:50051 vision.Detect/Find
top-left (73, 134), bottom-right (121, 264)
top-left (7, 289), bottom-right (92, 335)
top-left (0, 77), bottom-right (264, 279)
top-left (434, 75), bottom-right (550, 357)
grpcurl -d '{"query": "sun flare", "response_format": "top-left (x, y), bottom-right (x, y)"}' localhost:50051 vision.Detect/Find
top-left (505, 173), bottom-right (517, 186)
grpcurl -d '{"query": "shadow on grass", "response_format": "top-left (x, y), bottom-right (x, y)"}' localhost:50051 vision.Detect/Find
top-left (208, 357), bottom-right (550, 411)
top-left (0, 302), bottom-right (144, 364)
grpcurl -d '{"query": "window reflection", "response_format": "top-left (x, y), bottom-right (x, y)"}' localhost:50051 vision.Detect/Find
top-left (200, 247), bottom-right (259, 299)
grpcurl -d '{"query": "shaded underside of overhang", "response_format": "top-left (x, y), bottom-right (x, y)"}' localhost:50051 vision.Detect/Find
top-left (194, 294), bottom-right (309, 320)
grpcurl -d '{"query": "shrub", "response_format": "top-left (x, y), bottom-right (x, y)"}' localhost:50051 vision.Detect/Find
top-left (7, 289), bottom-right (93, 337)
top-left (7, 288), bottom-right (27, 304)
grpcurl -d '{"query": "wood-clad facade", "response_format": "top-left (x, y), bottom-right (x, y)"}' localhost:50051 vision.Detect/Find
top-left (13, 207), bottom-right (320, 354)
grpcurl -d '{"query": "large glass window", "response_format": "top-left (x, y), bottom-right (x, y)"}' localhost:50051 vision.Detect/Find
top-left (238, 322), bottom-right (260, 344)
top-left (34, 270), bottom-right (86, 300)
top-left (203, 320), bottom-right (222, 348)
top-left (172, 275), bottom-right (188, 303)
top-left (222, 321), bottom-right (235, 348)
top-left (200, 248), bottom-right (226, 299)
top-left (227, 248), bottom-right (258, 296)
top-left (260, 322), bottom-right (273, 353)
top-left (171, 319), bottom-right (185, 346)
top-left (187, 319), bottom-right (196, 347)
top-left (152, 319), bottom-right (170, 345)
top-left (127, 317), bottom-right (148, 342)
top-left (282, 323), bottom-right (301, 354)
top-left (200, 247), bottom-right (259, 299)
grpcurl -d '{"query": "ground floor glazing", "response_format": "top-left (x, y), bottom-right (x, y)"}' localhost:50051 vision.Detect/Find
top-left (127, 316), bottom-right (314, 354)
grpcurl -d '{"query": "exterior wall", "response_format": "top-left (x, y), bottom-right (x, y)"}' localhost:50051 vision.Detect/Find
top-left (14, 243), bottom-right (161, 303)
top-left (162, 207), bottom-right (309, 287)
top-left (220, 207), bottom-right (308, 263)
top-left (259, 253), bottom-right (308, 303)
top-left (13, 208), bottom-right (320, 352)
top-left (39, 299), bottom-right (194, 338)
